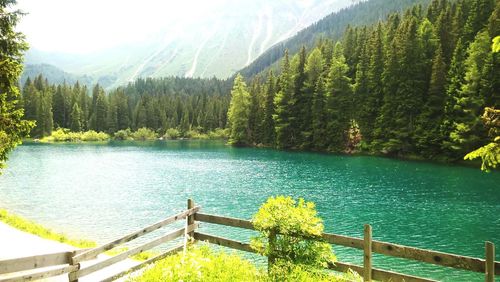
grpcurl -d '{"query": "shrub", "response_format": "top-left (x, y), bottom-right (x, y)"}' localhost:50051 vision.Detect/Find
top-left (114, 129), bottom-right (133, 140)
top-left (164, 128), bottom-right (180, 140)
top-left (130, 245), bottom-right (263, 282)
top-left (81, 130), bottom-right (110, 141)
top-left (40, 129), bottom-right (109, 142)
top-left (131, 127), bottom-right (157, 141)
top-left (207, 128), bottom-right (229, 139)
top-left (251, 196), bottom-right (335, 274)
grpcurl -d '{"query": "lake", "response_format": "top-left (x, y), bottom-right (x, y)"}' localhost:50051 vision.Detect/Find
top-left (0, 140), bottom-right (498, 281)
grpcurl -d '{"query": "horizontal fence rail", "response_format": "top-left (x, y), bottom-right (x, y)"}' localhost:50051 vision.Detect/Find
top-left (0, 249), bottom-right (90, 275)
top-left (73, 206), bottom-right (200, 264)
top-left (194, 212), bottom-right (499, 281)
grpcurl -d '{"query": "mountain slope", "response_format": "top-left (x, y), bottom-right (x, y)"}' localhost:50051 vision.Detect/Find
top-left (21, 64), bottom-right (93, 87)
top-left (23, 0), bottom-right (356, 89)
top-left (239, 0), bottom-right (432, 78)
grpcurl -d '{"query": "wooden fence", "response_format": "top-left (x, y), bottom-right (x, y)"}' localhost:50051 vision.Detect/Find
top-left (0, 199), bottom-right (498, 281)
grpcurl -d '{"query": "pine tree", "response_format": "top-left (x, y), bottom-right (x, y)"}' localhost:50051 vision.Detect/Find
top-left (448, 30), bottom-right (492, 156)
top-left (325, 43), bottom-right (353, 152)
top-left (273, 50), bottom-right (295, 149)
top-left (302, 48), bottom-right (324, 149)
top-left (94, 89), bottom-right (108, 132)
top-left (227, 74), bottom-right (251, 145)
top-left (416, 45), bottom-right (447, 156)
top-left (70, 103), bottom-right (82, 132)
top-left (293, 46), bottom-right (309, 148)
top-left (360, 23), bottom-right (384, 146)
top-left (311, 76), bottom-right (327, 150)
top-left (261, 71), bottom-right (276, 146)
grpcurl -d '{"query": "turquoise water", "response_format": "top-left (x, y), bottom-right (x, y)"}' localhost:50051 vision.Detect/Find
top-left (0, 141), bottom-right (498, 281)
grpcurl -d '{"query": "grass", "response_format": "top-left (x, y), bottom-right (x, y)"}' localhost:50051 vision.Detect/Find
top-left (130, 245), bottom-right (362, 282)
top-left (0, 209), bottom-right (96, 248)
top-left (0, 209), bottom-right (156, 261)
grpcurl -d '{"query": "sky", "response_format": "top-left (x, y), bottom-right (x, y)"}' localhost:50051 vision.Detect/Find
top-left (16, 0), bottom-right (319, 54)
top-left (16, 0), bottom-right (234, 54)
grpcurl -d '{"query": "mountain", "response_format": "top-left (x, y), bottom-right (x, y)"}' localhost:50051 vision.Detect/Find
top-left (23, 0), bottom-right (358, 89)
top-left (239, 0), bottom-right (432, 78)
top-left (20, 64), bottom-right (94, 87)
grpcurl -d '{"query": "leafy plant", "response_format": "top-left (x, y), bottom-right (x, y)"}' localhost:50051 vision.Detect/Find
top-left (164, 128), bottom-right (181, 139)
top-left (130, 127), bottom-right (157, 141)
top-left (114, 129), bottom-right (133, 140)
top-left (251, 196), bottom-right (335, 273)
top-left (130, 245), bottom-right (263, 282)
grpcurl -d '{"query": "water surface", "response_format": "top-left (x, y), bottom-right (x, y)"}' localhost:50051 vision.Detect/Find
top-left (0, 141), bottom-right (498, 281)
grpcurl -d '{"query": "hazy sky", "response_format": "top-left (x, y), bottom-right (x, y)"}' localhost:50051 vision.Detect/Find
top-left (16, 0), bottom-right (231, 54)
top-left (16, 0), bottom-right (317, 54)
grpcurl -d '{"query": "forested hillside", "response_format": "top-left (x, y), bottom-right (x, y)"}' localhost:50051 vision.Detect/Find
top-left (239, 0), bottom-right (433, 78)
top-left (21, 0), bottom-right (499, 163)
top-left (22, 75), bottom-right (231, 137)
top-left (228, 0), bottom-right (499, 161)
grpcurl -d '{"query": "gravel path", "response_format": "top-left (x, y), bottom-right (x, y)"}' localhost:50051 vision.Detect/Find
top-left (0, 222), bottom-right (141, 281)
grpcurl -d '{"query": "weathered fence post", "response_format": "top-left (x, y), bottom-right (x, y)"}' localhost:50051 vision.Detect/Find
top-left (187, 198), bottom-right (195, 239)
top-left (485, 241), bottom-right (495, 282)
top-left (68, 250), bottom-right (79, 282)
top-left (364, 224), bottom-right (373, 282)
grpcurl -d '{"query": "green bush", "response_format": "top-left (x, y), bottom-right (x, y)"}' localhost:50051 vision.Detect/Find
top-left (207, 128), bottom-right (229, 139)
top-left (41, 129), bottom-right (109, 142)
top-left (130, 245), bottom-right (263, 282)
top-left (114, 129), bottom-right (133, 140)
top-left (130, 127), bottom-right (157, 141)
top-left (251, 196), bottom-right (335, 272)
top-left (81, 130), bottom-right (110, 141)
top-left (164, 128), bottom-right (181, 139)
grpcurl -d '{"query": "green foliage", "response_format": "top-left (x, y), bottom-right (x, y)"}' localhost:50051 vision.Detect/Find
top-left (0, 0), bottom-right (35, 171)
top-left (251, 196), bottom-right (335, 271)
top-left (164, 128), bottom-right (181, 139)
top-left (273, 50), bottom-right (295, 149)
top-left (207, 128), bottom-right (229, 139)
top-left (227, 74), bottom-right (251, 145)
top-left (114, 128), bottom-right (133, 140)
top-left (41, 128), bottom-right (110, 142)
top-left (464, 107), bottom-right (500, 171)
top-left (130, 245), bottom-right (263, 282)
top-left (0, 209), bottom-right (95, 248)
top-left (267, 260), bottom-right (360, 282)
top-left (130, 127), bottom-right (157, 141)
top-left (493, 36), bottom-right (500, 53)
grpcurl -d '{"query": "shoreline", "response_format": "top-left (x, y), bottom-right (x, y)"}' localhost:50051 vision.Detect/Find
top-left (18, 138), bottom-right (487, 171)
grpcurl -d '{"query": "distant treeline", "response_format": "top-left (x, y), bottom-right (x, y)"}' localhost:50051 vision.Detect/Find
top-left (21, 76), bottom-right (232, 137)
top-left (227, 0), bottom-right (499, 161)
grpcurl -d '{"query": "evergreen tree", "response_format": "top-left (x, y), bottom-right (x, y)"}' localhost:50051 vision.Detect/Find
top-left (302, 48), bottom-right (324, 149)
top-left (293, 46), bottom-right (309, 148)
top-left (94, 89), bottom-right (108, 132)
top-left (416, 45), bottom-right (447, 156)
top-left (0, 0), bottom-right (33, 170)
top-left (261, 71), bottom-right (276, 146)
top-left (227, 74), bottom-right (251, 145)
top-left (448, 30), bottom-right (492, 156)
top-left (70, 103), bottom-right (82, 132)
top-left (311, 76), bottom-right (327, 150)
top-left (360, 23), bottom-right (384, 145)
top-left (273, 50), bottom-right (295, 149)
top-left (325, 43), bottom-right (353, 152)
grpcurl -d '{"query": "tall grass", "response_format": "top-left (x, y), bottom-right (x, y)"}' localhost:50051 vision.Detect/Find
top-left (0, 209), bottom-right (96, 248)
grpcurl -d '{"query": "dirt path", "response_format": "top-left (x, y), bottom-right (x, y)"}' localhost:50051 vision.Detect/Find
top-left (0, 222), bottom-right (141, 281)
